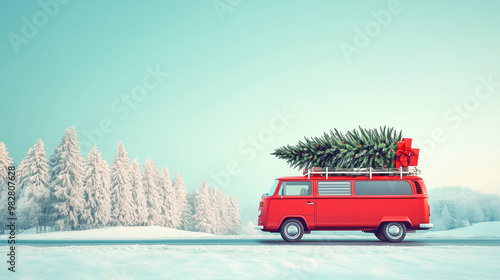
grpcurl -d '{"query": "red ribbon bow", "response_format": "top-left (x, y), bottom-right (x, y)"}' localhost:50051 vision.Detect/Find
top-left (396, 150), bottom-right (411, 167)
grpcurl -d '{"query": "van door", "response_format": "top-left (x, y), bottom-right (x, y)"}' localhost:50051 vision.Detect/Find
top-left (270, 181), bottom-right (315, 230)
top-left (354, 180), bottom-right (417, 227)
top-left (315, 180), bottom-right (355, 228)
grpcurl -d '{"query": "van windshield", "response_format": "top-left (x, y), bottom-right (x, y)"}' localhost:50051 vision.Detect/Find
top-left (263, 180), bottom-right (279, 197)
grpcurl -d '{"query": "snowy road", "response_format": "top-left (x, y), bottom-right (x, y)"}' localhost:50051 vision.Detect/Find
top-left (3, 242), bottom-right (500, 279)
top-left (16, 238), bottom-right (500, 247)
top-left (5, 224), bottom-right (500, 279)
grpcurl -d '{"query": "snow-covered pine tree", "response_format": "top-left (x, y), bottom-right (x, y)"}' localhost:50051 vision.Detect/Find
top-left (17, 139), bottom-right (50, 232)
top-left (130, 159), bottom-right (148, 226)
top-left (15, 149), bottom-right (30, 229)
top-left (0, 142), bottom-right (14, 232)
top-left (208, 188), bottom-right (220, 234)
top-left (212, 188), bottom-right (226, 234)
top-left (173, 173), bottom-right (188, 229)
top-left (183, 189), bottom-right (198, 231)
top-left (219, 193), bottom-right (233, 235)
top-left (48, 126), bottom-right (86, 231)
top-left (159, 166), bottom-right (175, 228)
top-left (438, 203), bottom-right (452, 230)
top-left (142, 158), bottom-right (162, 226)
top-left (16, 152), bottom-right (28, 185)
top-left (194, 180), bottom-right (215, 233)
top-left (81, 146), bottom-right (111, 229)
top-left (80, 160), bottom-right (93, 229)
top-left (110, 142), bottom-right (135, 226)
top-left (228, 196), bottom-right (242, 235)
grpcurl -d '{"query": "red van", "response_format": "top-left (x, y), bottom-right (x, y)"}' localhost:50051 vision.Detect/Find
top-left (256, 168), bottom-right (433, 242)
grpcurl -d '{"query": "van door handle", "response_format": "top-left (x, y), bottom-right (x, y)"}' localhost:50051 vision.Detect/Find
top-left (306, 202), bottom-right (314, 205)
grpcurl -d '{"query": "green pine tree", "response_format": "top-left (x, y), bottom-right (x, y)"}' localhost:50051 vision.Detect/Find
top-left (271, 126), bottom-right (402, 169)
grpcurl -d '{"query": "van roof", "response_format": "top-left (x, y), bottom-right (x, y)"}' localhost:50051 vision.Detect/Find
top-left (276, 175), bottom-right (423, 181)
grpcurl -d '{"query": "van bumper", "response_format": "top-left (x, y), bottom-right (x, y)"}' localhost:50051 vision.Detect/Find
top-left (254, 226), bottom-right (264, 230)
top-left (419, 223), bottom-right (433, 229)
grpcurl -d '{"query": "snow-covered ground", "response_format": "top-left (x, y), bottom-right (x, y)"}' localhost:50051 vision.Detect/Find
top-left (5, 243), bottom-right (499, 279)
top-left (420, 221), bottom-right (500, 238)
top-left (17, 226), bottom-right (212, 240)
top-left (3, 222), bottom-right (500, 279)
top-left (16, 221), bottom-right (500, 240)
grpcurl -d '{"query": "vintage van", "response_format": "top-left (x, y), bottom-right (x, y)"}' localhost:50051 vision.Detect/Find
top-left (256, 168), bottom-right (433, 242)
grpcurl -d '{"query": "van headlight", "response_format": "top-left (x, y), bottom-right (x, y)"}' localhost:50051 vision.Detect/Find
top-left (258, 210), bottom-right (261, 217)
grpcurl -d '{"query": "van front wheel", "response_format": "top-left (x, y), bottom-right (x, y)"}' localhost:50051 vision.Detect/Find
top-left (280, 219), bottom-right (304, 242)
top-left (381, 222), bottom-right (406, 242)
top-left (374, 231), bottom-right (386, 241)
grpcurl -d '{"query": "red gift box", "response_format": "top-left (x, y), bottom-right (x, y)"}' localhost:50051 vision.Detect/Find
top-left (402, 138), bottom-right (412, 151)
top-left (397, 141), bottom-right (406, 151)
top-left (395, 137), bottom-right (418, 167)
top-left (409, 148), bottom-right (419, 166)
top-left (395, 150), bottom-right (410, 168)
top-left (395, 160), bottom-right (406, 168)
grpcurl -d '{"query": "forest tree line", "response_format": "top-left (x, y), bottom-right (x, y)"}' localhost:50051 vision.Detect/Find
top-left (429, 186), bottom-right (500, 230)
top-left (0, 126), bottom-right (241, 234)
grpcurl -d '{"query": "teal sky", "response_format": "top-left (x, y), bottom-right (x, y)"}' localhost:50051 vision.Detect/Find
top-left (1, 1), bottom-right (500, 211)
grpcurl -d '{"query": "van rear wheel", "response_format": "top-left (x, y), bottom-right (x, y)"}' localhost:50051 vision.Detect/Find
top-left (280, 219), bottom-right (304, 242)
top-left (381, 222), bottom-right (406, 242)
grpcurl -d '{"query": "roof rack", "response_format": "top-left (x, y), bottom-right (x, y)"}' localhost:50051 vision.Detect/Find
top-left (303, 167), bottom-right (420, 180)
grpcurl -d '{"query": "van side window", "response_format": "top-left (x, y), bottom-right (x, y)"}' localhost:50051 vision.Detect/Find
top-left (318, 181), bottom-right (351, 195)
top-left (354, 181), bottom-right (412, 195)
top-left (279, 181), bottom-right (311, 196)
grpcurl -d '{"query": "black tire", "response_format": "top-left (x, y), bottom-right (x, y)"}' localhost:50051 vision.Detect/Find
top-left (381, 222), bottom-right (406, 242)
top-left (280, 219), bottom-right (304, 242)
top-left (374, 231), bottom-right (386, 241)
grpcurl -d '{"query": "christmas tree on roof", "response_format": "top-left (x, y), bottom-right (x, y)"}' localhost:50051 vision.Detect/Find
top-left (271, 126), bottom-right (404, 169)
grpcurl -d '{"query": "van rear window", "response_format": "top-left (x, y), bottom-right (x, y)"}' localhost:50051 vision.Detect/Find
top-left (354, 181), bottom-right (412, 195)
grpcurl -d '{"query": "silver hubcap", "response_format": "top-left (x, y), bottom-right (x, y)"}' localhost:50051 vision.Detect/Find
top-left (285, 223), bottom-right (300, 239)
top-left (388, 225), bottom-right (400, 236)
top-left (386, 223), bottom-right (403, 240)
